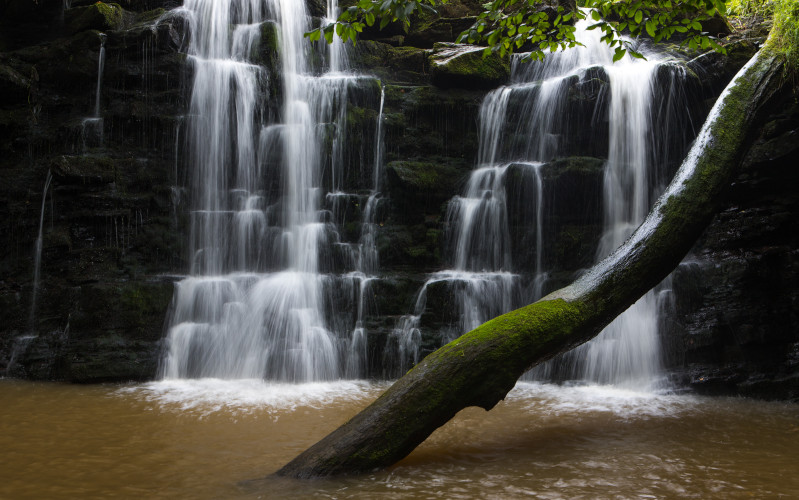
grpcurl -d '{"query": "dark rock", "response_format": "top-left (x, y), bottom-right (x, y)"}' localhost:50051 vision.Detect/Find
top-left (306, 0), bottom-right (327, 18)
top-left (65, 2), bottom-right (126, 34)
top-left (405, 17), bottom-right (477, 48)
top-left (668, 96), bottom-right (799, 402)
top-left (429, 43), bottom-right (510, 90)
top-left (350, 42), bottom-right (430, 84)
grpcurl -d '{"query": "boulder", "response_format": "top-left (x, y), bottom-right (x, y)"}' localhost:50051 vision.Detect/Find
top-left (65, 2), bottom-right (126, 34)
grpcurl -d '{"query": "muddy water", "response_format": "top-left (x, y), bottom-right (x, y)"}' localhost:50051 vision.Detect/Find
top-left (1, 379), bottom-right (797, 499)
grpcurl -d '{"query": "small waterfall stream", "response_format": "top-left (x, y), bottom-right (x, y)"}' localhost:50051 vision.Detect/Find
top-left (161, 0), bottom-right (382, 381)
top-left (29, 170), bottom-right (53, 334)
top-left (81, 32), bottom-right (106, 149)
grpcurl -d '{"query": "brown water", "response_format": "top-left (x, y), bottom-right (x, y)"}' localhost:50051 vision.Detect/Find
top-left (1, 379), bottom-right (797, 499)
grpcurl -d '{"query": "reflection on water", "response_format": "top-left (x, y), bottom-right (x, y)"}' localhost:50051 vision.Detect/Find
top-left (1, 379), bottom-right (797, 499)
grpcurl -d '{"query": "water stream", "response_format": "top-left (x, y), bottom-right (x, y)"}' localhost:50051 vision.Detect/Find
top-left (80, 32), bottom-right (107, 149)
top-left (393, 17), bottom-right (697, 389)
top-left (161, 0), bottom-right (382, 381)
top-left (29, 170), bottom-right (53, 333)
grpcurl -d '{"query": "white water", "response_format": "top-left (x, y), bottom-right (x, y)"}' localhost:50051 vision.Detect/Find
top-left (94, 33), bottom-right (106, 118)
top-left (161, 0), bottom-right (383, 382)
top-left (399, 16), bottom-right (695, 389)
top-left (79, 33), bottom-right (107, 150)
top-left (29, 170), bottom-right (53, 333)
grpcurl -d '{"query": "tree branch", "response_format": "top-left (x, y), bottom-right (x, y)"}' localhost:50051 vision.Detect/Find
top-left (276, 44), bottom-right (786, 479)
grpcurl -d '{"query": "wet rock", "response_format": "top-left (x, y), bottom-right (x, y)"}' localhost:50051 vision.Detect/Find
top-left (0, 63), bottom-right (32, 103)
top-left (306, 0), bottom-right (327, 18)
top-left (350, 42), bottom-right (430, 84)
top-left (429, 42), bottom-right (510, 90)
top-left (668, 97), bottom-right (799, 402)
top-left (405, 17), bottom-right (477, 48)
top-left (65, 2), bottom-right (126, 34)
top-left (51, 155), bottom-right (116, 185)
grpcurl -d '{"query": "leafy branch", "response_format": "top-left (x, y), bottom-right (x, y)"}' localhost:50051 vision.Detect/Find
top-left (307, 0), bottom-right (730, 62)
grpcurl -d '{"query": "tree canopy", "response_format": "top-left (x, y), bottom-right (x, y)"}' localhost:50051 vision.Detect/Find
top-left (310, 0), bottom-right (731, 61)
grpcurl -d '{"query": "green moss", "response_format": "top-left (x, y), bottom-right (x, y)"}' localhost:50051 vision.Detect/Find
top-left (65, 2), bottom-right (124, 33)
top-left (429, 43), bottom-right (510, 89)
top-left (768, 0), bottom-right (799, 73)
top-left (387, 159), bottom-right (463, 191)
top-left (135, 8), bottom-right (165, 24)
top-left (447, 298), bottom-right (586, 352)
top-left (97, 3), bottom-right (123, 25)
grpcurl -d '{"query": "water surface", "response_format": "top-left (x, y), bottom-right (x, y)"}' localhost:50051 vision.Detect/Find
top-left (1, 379), bottom-right (797, 499)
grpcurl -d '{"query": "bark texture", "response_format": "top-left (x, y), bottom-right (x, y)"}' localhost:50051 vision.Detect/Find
top-left (276, 46), bottom-right (786, 479)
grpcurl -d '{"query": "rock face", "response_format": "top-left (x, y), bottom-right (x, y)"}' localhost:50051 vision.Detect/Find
top-left (0, 2), bottom-right (187, 381)
top-left (0, 1), bottom-right (796, 400)
top-left (667, 98), bottom-right (799, 401)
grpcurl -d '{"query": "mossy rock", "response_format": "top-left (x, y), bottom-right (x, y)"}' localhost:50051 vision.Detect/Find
top-left (306, 0), bottom-right (327, 18)
top-left (429, 42), bottom-right (509, 90)
top-left (386, 158), bottom-right (469, 194)
top-left (65, 2), bottom-right (125, 34)
top-left (405, 17), bottom-right (477, 49)
top-left (350, 41), bottom-right (430, 84)
top-left (256, 20), bottom-right (281, 76)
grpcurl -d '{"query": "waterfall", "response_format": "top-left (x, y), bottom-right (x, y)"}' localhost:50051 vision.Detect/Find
top-left (547, 61), bottom-right (667, 390)
top-left (161, 0), bottom-right (382, 381)
top-left (94, 33), bottom-right (106, 118)
top-left (405, 16), bottom-right (695, 389)
top-left (29, 170), bottom-right (53, 333)
top-left (80, 33), bottom-right (106, 149)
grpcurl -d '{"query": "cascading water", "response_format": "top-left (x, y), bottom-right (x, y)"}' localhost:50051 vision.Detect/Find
top-left (81, 32), bottom-right (106, 149)
top-left (400, 17), bottom-right (697, 388)
top-left (29, 170), bottom-right (53, 333)
top-left (161, 0), bottom-right (382, 382)
top-left (536, 60), bottom-right (669, 390)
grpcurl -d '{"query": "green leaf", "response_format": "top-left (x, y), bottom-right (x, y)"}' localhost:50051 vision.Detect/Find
top-left (634, 10), bottom-right (643, 24)
top-left (591, 10), bottom-right (601, 21)
top-left (646, 19), bottom-right (656, 37)
top-left (613, 47), bottom-right (626, 62)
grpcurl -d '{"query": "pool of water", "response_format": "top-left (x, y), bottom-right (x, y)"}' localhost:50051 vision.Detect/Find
top-left (1, 379), bottom-right (797, 499)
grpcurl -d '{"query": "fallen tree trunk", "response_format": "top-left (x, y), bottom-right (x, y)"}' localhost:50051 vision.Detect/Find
top-left (276, 45), bottom-right (786, 479)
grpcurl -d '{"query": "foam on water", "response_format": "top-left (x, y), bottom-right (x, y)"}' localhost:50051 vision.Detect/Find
top-left (508, 381), bottom-right (698, 419)
top-left (122, 378), bottom-right (387, 415)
